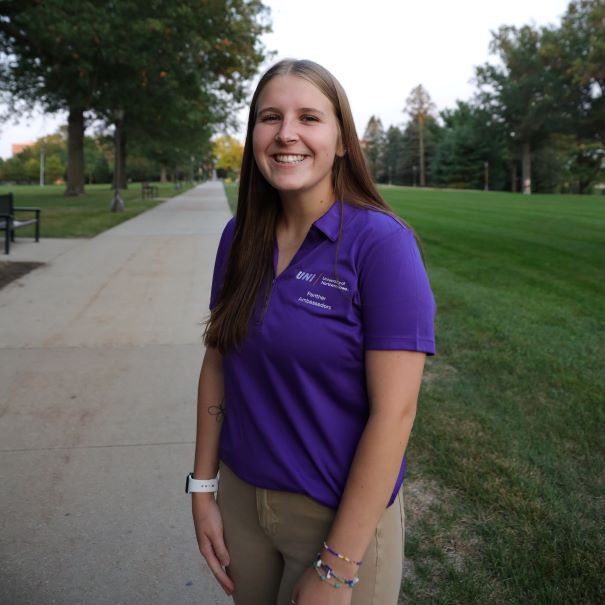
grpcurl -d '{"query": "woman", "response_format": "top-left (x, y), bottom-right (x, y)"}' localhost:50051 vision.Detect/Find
top-left (189, 59), bottom-right (436, 605)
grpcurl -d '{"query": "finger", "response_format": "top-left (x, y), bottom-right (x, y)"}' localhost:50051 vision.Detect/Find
top-left (209, 533), bottom-right (231, 568)
top-left (200, 540), bottom-right (235, 594)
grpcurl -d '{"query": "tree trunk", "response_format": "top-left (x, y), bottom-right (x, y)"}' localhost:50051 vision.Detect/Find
top-left (160, 166), bottom-right (168, 183)
top-left (418, 115), bottom-right (426, 187)
top-left (64, 107), bottom-right (86, 196)
top-left (112, 116), bottom-right (128, 189)
top-left (522, 141), bottom-right (531, 194)
top-left (511, 162), bottom-right (517, 193)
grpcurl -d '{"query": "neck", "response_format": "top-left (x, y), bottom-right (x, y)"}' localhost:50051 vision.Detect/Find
top-left (278, 190), bottom-right (336, 235)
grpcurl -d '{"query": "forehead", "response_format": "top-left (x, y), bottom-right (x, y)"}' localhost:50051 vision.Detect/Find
top-left (257, 75), bottom-right (334, 113)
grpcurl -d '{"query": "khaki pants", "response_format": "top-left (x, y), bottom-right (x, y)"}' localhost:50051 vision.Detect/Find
top-left (217, 462), bottom-right (405, 605)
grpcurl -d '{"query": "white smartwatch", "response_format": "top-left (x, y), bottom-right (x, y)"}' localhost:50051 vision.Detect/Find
top-left (185, 472), bottom-right (219, 494)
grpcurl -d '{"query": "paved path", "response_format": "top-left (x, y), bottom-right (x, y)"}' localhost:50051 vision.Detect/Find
top-left (0, 182), bottom-right (233, 605)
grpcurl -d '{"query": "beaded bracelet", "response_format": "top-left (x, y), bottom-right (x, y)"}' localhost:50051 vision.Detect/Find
top-left (312, 555), bottom-right (360, 589)
top-left (322, 541), bottom-right (363, 567)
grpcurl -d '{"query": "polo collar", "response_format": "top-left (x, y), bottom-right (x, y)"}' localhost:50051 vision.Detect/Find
top-left (312, 200), bottom-right (343, 242)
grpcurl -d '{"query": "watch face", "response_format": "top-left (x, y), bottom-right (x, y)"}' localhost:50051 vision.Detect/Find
top-left (185, 473), bottom-right (191, 493)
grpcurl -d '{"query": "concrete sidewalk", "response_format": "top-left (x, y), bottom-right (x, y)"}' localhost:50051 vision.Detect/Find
top-left (0, 182), bottom-right (233, 605)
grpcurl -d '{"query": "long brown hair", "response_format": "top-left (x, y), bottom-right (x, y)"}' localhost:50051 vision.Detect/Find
top-left (204, 59), bottom-right (412, 353)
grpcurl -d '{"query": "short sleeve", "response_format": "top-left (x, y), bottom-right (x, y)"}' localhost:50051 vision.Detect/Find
top-left (359, 227), bottom-right (436, 354)
top-left (209, 218), bottom-right (236, 310)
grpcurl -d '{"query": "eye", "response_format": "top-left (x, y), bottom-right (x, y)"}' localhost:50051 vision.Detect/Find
top-left (259, 113), bottom-right (280, 123)
top-left (301, 114), bottom-right (320, 122)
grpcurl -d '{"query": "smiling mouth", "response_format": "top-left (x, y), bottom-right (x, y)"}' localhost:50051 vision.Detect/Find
top-left (273, 154), bottom-right (306, 164)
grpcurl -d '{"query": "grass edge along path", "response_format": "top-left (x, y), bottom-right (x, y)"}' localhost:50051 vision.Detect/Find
top-left (0, 182), bottom-right (194, 239)
top-left (224, 182), bottom-right (604, 604)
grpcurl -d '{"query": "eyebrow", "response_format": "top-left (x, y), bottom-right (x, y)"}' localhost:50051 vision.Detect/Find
top-left (257, 106), bottom-right (327, 116)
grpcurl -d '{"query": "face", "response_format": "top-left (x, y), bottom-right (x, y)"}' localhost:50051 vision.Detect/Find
top-left (252, 75), bottom-right (344, 202)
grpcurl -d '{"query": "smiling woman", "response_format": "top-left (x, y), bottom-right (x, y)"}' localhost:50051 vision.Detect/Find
top-left (189, 59), bottom-right (436, 605)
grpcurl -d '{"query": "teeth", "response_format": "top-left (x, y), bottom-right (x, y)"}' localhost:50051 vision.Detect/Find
top-left (275, 154), bottom-right (305, 164)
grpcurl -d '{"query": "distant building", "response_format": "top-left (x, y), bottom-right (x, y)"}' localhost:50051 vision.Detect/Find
top-left (12, 142), bottom-right (34, 156)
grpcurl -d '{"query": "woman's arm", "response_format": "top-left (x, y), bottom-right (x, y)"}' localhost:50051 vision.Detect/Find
top-left (292, 349), bottom-right (425, 604)
top-left (325, 349), bottom-right (424, 559)
top-left (191, 346), bottom-right (235, 596)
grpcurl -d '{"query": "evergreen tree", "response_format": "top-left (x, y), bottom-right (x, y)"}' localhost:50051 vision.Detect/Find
top-left (383, 126), bottom-right (405, 185)
top-left (362, 116), bottom-right (386, 183)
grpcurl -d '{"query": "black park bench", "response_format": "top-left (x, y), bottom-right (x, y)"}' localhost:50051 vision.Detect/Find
top-left (141, 182), bottom-right (159, 199)
top-left (0, 193), bottom-right (41, 254)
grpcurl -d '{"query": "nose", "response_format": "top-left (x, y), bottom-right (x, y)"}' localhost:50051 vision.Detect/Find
top-left (275, 118), bottom-right (298, 144)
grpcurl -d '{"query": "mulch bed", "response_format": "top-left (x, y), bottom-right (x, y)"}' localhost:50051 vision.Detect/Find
top-left (0, 260), bottom-right (45, 290)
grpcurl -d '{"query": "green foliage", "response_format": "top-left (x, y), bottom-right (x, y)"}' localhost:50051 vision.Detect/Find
top-left (383, 126), bottom-right (405, 185)
top-left (0, 0), bottom-right (271, 193)
top-left (541, 0), bottom-right (604, 144)
top-left (476, 25), bottom-right (556, 149)
top-left (378, 118), bottom-right (440, 187)
top-left (0, 131), bottom-right (116, 184)
top-left (432, 101), bottom-right (510, 190)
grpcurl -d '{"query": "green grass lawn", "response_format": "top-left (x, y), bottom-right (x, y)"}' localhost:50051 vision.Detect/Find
top-left (0, 182), bottom-right (193, 238)
top-left (226, 183), bottom-right (605, 604)
top-left (379, 186), bottom-right (604, 605)
top-left (223, 181), bottom-right (238, 214)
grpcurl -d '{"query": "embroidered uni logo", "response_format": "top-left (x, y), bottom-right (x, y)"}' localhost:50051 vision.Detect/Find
top-left (296, 271), bottom-right (316, 282)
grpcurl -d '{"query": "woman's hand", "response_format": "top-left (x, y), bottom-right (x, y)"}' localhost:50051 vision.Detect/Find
top-left (191, 493), bottom-right (234, 596)
top-left (290, 567), bottom-right (353, 605)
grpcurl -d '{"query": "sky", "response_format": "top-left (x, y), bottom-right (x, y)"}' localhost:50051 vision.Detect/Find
top-left (0, 0), bottom-right (571, 160)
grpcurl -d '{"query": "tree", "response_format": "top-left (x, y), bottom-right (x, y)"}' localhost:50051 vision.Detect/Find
top-left (432, 101), bottom-right (510, 191)
top-left (83, 136), bottom-right (111, 184)
top-left (0, 1), bottom-right (110, 194)
top-left (383, 126), bottom-right (405, 185)
top-left (475, 25), bottom-right (559, 194)
top-left (0, 0), bottom-right (271, 197)
top-left (0, 132), bottom-right (67, 184)
top-left (540, 0), bottom-right (605, 193)
top-left (404, 85), bottom-right (436, 187)
top-left (362, 116), bottom-right (386, 182)
top-left (400, 115), bottom-right (440, 187)
top-left (213, 135), bottom-right (243, 180)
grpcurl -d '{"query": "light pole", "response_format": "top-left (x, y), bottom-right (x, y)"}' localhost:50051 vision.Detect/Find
top-left (39, 148), bottom-right (45, 187)
top-left (484, 161), bottom-right (489, 191)
top-left (111, 108), bottom-right (125, 212)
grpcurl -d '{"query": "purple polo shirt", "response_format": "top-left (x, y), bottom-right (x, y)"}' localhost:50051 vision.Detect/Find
top-left (209, 201), bottom-right (436, 509)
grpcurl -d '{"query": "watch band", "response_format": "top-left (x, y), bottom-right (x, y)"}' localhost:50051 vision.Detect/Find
top-left (185, 472), bottom-right (219, 494)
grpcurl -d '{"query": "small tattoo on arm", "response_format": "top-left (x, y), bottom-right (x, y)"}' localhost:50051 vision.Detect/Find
top-left (208, 400), bottom-right (225, 423)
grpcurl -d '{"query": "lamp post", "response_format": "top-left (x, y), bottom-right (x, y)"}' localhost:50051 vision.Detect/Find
top-left (39, 148), bottom-right (45, 187)
top-left (110, 108), bottom-right (125, 212)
